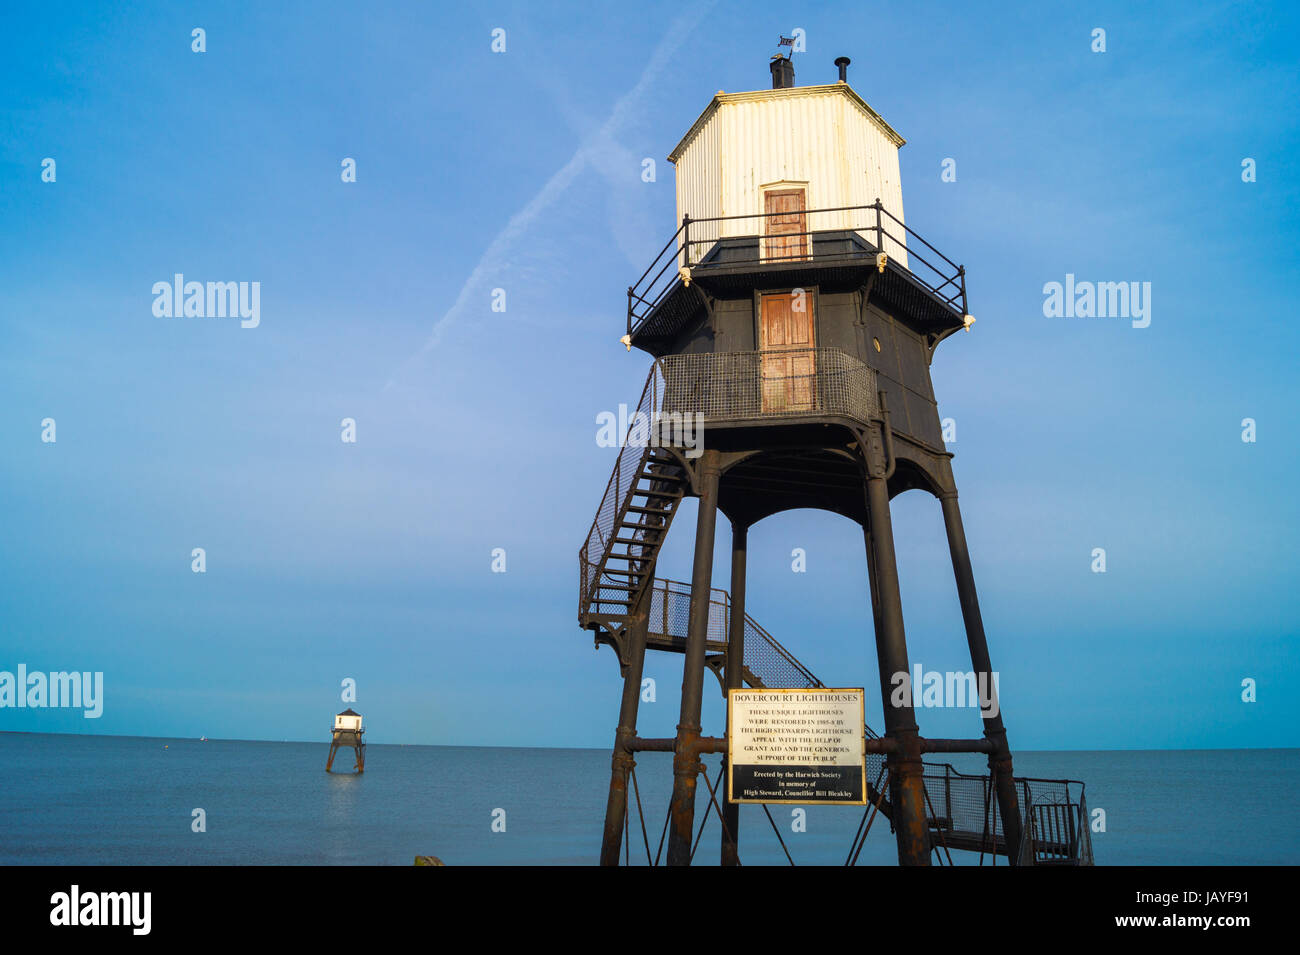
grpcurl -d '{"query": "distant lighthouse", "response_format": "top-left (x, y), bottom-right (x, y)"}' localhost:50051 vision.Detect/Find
top-left (326, 708), bottom-right (366, 773)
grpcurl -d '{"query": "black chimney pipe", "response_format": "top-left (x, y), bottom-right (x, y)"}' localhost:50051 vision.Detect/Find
top-left (769, 54), bottom-right (794, 89)
top-left (835, 56), bottom-right (851, 83)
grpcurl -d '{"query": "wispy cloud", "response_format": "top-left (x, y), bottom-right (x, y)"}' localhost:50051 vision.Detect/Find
top-left (385, 1), bottom-right (716, 389)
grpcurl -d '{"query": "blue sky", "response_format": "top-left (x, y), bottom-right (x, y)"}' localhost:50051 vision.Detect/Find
top-left (1, 1), bottom-right (1296, 750)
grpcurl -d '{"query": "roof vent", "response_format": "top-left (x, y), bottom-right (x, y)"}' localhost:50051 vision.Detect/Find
top-left (835, 56), bottom-right (851, 83)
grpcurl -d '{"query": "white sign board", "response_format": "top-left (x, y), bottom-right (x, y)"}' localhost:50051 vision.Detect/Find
top-left (727, 688), bottom-right (866, 805)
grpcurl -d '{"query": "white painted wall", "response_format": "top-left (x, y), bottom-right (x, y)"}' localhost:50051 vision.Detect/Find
top-left (672, 85), bottom-right (908, 266)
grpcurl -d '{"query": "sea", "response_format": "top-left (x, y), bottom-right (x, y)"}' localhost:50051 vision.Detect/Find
top-left (1, 733), bottom-right (1295, 865)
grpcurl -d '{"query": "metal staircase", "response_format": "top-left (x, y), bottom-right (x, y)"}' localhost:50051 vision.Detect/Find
top-left (578, 361), bottom-right (689, 630)
top-left (579, 446), bottom-right (688, 629)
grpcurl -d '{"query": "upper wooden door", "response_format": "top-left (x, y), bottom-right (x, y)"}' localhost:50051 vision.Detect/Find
top-left (759, 291), bottom-right (816, 413)
top-left (763, 189), bottom-right (807, 263)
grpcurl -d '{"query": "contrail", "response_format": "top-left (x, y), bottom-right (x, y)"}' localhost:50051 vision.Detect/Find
top-left (385, 1), bottom-right (716, 389)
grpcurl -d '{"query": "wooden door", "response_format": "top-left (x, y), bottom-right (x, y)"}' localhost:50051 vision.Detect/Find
top-left (759, 291), bottom-right (816, 413)
top-left (763, 189), bottom-right (807, 263)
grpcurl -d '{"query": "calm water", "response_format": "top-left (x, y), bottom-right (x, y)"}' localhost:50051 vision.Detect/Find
top-left (1, 733), bottom-right (1295, 865)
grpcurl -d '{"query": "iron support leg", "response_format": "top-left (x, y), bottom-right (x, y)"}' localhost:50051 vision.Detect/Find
top-left (599, 604), bottom-right (651, 866)
top-left (666, 451), bottom-right (722, 866)
top-left (721, 522), bottom-right (747, 866)
top-left (865, 474), bottom-right (931, 866)
top-left (940, 492), bottom-right (1023, 862)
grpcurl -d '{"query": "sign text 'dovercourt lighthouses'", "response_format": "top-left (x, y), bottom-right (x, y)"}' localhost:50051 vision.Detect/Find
top-left (578, 52), bottom-right (1092, 866)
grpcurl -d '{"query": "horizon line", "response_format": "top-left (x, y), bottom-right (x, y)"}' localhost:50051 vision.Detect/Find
top-left (2, 729), bottom-right (1296, 755)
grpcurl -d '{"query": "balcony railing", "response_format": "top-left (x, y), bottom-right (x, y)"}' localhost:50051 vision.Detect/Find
top-left (627, 200), bottom-right (967, 336)
top-left (921, 765), bottom-right (1094, 865)
top-left (659, 347), bottom-right (877, 428)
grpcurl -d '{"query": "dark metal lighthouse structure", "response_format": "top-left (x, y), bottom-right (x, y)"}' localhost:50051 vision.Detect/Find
top-left (578, 55), bottom-right (1092, 866)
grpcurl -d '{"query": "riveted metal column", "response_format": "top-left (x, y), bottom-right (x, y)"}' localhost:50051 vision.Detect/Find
top-left (666, 449), bottom-right (722, 866)
top-left (862, 527), bottom-right (883, 640)
top-left (864, 474), bottom-right (931, 866)
top-left (721, 521), bottom-right (747, 866)
top-left (598, 595), bottom-right (652, 866)
top-left (940, 491), bottom-right (1023, 862)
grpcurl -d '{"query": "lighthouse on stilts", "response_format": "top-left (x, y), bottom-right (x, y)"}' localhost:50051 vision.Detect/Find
top-left (577, 50), bottom-right (1093, 866)
top-left (326, 708), bottom-right (365, 774)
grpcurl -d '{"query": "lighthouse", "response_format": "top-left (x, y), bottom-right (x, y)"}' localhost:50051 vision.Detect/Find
top-left (326, 708), bottom-right (365, 774)
top-left (578, 51), bottom-right (1093, 866)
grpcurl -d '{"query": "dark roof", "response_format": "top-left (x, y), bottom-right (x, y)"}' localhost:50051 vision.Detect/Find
top-left (337, 708), bottom-right (360, 717)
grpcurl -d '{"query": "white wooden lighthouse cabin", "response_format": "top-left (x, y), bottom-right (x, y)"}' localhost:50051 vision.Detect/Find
top-left (334, 708), bottom-right (363, 733)
top-left (326, 708), bottom-right (366, 774)
top-left (668, 53), bottom-right (909, 274)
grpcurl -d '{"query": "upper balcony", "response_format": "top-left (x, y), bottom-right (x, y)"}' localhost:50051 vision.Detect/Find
top-left (658, 347), bottom-right (877, 435)
top-left (626, 201), bottom-right (970, 353)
